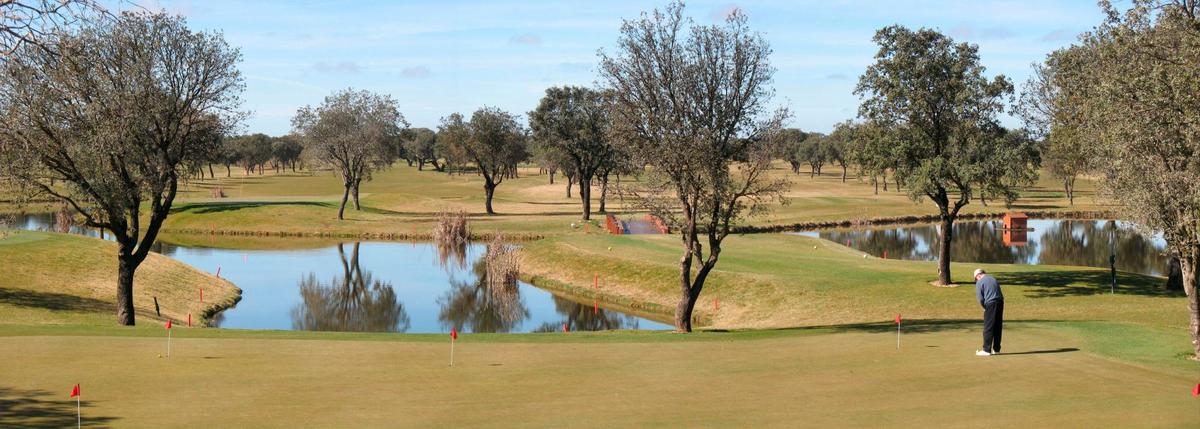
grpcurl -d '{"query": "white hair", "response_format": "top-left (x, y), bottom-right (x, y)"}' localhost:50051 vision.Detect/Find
top-left (973, 268), bottom-right (986, 278)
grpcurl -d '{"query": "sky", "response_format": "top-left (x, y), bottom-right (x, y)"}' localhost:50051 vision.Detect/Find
top-left (117, 0), bottom-right (1108, 136)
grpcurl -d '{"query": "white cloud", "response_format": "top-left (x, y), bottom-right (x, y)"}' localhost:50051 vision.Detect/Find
top-left (401, 66), bottom-right (431, 79)
top-left (509, 33), bottom-right (542, 46)
top-left (312, 61), bottom-right (361, 74)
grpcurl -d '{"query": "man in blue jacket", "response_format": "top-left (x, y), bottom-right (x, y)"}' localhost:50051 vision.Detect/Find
top-left (974, 268), bottom-right (1004, 356)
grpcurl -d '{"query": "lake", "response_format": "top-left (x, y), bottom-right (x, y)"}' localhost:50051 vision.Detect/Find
top-left (8, 212), bottom-right (671, 333)
top-left (796, 219), bottom-right (1170, 277)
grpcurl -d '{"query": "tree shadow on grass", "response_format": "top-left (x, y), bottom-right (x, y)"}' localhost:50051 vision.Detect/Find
top-left (170, 201), bottom-right (330, 215)
top-left (0, 287), bottom-right (110, 313)
top-left (752, 319), bottom-right (1070, 335)
top-left (994, 270), bottom-right (1180, 298)
top-left (995, 348), bottom-right (1079, 355)
top-left (0, 387), bottom-right (118, 427)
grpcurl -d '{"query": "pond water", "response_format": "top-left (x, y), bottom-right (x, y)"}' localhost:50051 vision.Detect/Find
top-left (797, 219), bottom-right (1170, 277)
top-left (7, 213), bottom-right (671, 333)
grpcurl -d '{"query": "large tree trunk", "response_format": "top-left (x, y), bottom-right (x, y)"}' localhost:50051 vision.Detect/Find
top-left (937, 213), bottom-right (955, 285)
top-left (116, 253), bottom-right (137, 326)
top-left (484, 181), bottom-right (496, 215)
top-left (841, 165), bottom-right (847, 182)
top-left (579, 177), bottom-right (592, 220)
top-left (1180, 250), bottom-right (1199, 359)
top-left (338, 184), bottom-right (351, 220)
top-left (352, 179), bottom-right (361, 210)
top-left (599, 174), bottom-right (609, 213)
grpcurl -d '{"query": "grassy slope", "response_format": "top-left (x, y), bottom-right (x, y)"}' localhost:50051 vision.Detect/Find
top-left (521, 233), bottom-right (1186, 331)
top-left (0, 322), bottom-right (1195, 428)
top-left (0, 230), bottom-right (240, 326)
top-left (146, 162), bottom-right (1108, 240)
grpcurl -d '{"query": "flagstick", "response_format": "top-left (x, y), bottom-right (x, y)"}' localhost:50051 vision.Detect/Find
top-left (896, 321), bottom-right (900, 350)
top-left (167, 328), bottom-right (172, 358)
top-left (76, 392), bottom-right (80, 429)
top-left (449, 338), bottom-right (455, 367)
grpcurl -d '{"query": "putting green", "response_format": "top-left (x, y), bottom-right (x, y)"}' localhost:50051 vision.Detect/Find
top-left (0, 322), bottom-right (1195, 427)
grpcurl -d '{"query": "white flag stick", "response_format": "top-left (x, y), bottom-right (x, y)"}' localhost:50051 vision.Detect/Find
top-left (167, 328), bottom-right (172, 358)
top-left (449, 338), bottom-right (455, 367)
top-left (896, 322), bottom-right (900, 350)
top-left (76, 393), bottom-right (80, 428)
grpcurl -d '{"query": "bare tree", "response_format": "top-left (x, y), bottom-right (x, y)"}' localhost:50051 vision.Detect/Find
top-left (292, 89), bottom-right (407, 220)
top-left (1, 0), bottom-right (106, 57)
top-left (600, 2), bottom-right (788, 332)
top-left (0, 11), bottom-right (244, 325)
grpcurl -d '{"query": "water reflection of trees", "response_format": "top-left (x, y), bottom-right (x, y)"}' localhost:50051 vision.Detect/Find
top-left (437, 253), bottom-right (529, 333)
top-left (820, 220), bottom-right (1169, 276)
top-left (1038, 221), bottom-right (1167, 276)
top-left (291, 242), bottom-right (411, 332)
top-left (822, 221), bottom-right (1038, 264)
top-left (533, 295), bottom-right (640, 332)
top-left (434, 239), bottom-right (468, 271)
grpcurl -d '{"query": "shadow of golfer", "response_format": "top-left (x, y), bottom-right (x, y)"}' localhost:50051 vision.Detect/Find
top-left (995, 347), bottom-right (1079, 356)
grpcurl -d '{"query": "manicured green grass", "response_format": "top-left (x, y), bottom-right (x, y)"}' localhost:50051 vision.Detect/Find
top-left (0, 230), bottom-right (240, 327)
top-left (0, 321), bottom-right (1195, 428)
top-left (522, 233), bottom-right (1186, 332)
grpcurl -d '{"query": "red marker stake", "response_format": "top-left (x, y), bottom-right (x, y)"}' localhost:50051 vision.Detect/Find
top-left (593, 300), bottom-right (598, 315)
top-left (165, 319), bottom-right (173, 358)
top-left (562, 323), bottom-right (569, 334)
top-left (70, 384), bottom-right (80, 428)
top-left (593, 274), bottom-right (598, 290)
top-left (188, 314), bottom-right (192, 327)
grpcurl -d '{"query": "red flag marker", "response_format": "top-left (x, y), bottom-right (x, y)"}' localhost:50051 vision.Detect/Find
top-left (895, 313), bottom-right (902, 349)
top-left (562, 323), bottom-right (569, 333)
top-left (593, 300), bottom-right (598, 315)
top-left (70, 384), bottom-right (80, 428)
top-left (883, 250), bottom-right (888, 259)
top-left (593, 274), bottom-right (598, 289)
top-left (895, 313), bottom-right (902, 324)
top-left (164, 319), bottom-right (172, 358)
top-left (1193, 383), bottom-right (1200, 397)
top-left (450, 327), bottom-right (458, 341)
top-left (187, 314), bottom-right (192, 327)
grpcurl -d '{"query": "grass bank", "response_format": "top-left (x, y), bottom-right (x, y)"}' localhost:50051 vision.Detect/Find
top-left (521, 233), bottom-right (1185, 332)
top-left (0, 230), bottom-right (240, 326)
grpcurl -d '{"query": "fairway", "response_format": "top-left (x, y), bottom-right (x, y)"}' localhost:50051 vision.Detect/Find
top-left (0, 323), bottom-right (1195, 428)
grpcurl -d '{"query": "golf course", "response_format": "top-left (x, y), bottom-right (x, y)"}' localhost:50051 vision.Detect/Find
top-left (2, 0), bottom-right (1199, 427)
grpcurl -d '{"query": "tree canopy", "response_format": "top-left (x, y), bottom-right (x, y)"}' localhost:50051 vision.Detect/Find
top-left (855, 25), bottom-right (1022, 285)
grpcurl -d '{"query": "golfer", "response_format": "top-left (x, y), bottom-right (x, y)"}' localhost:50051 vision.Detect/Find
top-left (974, 268), bottom-right (1003, 356)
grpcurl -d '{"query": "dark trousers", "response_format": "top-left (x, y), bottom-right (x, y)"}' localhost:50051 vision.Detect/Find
top-left (982, 300), bottom-right (1004, 353)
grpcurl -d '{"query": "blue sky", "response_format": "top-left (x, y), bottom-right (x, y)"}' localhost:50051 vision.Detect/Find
top-left (120, 0), bottom-right (1106, 135)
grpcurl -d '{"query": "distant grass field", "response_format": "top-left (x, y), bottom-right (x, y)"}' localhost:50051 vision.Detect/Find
top-left (82, 162), bottom-right (1110, 240)
top-left (0, 321), bottom-right (1195, 428)
top-left (0, 230), bottom-right (239, 326)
